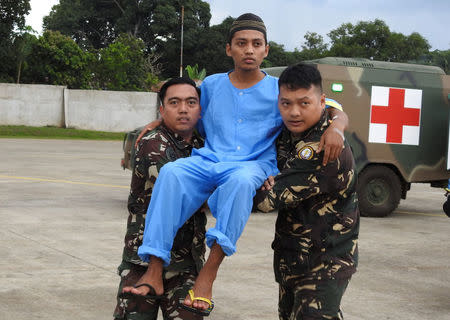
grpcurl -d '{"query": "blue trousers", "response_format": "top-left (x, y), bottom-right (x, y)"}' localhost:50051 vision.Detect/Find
top-left (138, 155), bottom-right (269, 266)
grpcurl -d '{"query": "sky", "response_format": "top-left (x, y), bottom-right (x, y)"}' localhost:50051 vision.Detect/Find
top-left (26, 0), bottom-right (450, 51)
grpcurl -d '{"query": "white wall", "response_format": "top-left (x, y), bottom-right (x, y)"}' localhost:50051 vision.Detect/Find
top-left (65, 89), bottom-right (158, 132)
top-left (0, 83), bottom-right (65, 127)
top-left (0, 83), bottom-right (159, 132)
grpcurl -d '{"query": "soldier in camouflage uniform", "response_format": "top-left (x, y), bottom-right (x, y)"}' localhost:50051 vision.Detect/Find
top-left (256, 63), bottom-right (359, 320)
top-left (114, 77), bottom-right (206, 320)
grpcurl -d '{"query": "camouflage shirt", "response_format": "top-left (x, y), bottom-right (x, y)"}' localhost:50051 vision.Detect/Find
top-left (256, 111), bottom-right (359, 284)
top-left (122, 122), bottom-right (206, 273)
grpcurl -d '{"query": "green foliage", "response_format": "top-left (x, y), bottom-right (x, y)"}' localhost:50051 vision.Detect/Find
top-left (0, 0), bottom-right (31, 82)
top-left (263, 41), bottom-right (315, 68)
top-left (0, 0), bottom-right (30, 39)
top-left (189, 16), bottom-right (234, 75)
top-left (327, 19), bottom-right (430, 62)
top-left (43, 0), bottom-right (211, 78)
top-left (43, 0), bottom-right (120, 49)
top-left (151, 0), bottom-right (212, 77)
top-left (263, 42), bottom-right (291, 68)
top-left (416, 49), bottom-right (450, 74)
top-left (94, 34), bottom-right (159, 91)
top-left (6, 1), bottom-right (446, 88)
top-left (300, 32), bottom-right (328, 60)
top-left (185, 64), bottom-right (206, 81)
top-left (21, 30), bottom-right (95, 88)
top-left (13, 30), bottom-right (38, 83)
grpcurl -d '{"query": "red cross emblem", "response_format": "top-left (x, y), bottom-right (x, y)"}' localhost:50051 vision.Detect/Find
top-left (370, 87), bottom-right (422, 144)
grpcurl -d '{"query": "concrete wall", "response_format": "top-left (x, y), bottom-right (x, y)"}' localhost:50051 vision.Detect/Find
top-left (65, 89), bottom-right (158, 132)
top-left (0, 83), bottom-right (65, 127)
top-left (0, 83), bottom-right (159, 132)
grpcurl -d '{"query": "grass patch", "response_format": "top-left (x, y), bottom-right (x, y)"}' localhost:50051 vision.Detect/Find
top-left (0, 125), bottom-right (125, 140)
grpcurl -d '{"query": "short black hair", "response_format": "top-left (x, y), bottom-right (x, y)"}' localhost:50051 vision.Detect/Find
top-left (158, 77), bottom-right (201, 103)
top-left (227, 13), bottom-right (267, 45)
top-left (278, 63), bottom-right (323, 93)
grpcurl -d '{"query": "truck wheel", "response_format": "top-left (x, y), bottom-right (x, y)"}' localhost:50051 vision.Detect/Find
top-left (357, 165), bottom-right (402, 217)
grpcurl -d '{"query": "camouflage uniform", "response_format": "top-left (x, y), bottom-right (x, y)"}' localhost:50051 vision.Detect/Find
top-left (113, 123), bottom-right (207, 320)
top-left (256, 111), bottom-right (359, 320)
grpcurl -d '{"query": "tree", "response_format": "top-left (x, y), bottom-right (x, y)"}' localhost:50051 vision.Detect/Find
top-left (262, 41), bottom-right (292, 68)
top-left (300, 32), bottom-right (328, 60)
top-left (417, 49), bottom-right (450, 74)
top-left (94, 33), bottom-right (159, 91)
top-left (151, 0), bottom-right (211, 77)
top-left (188, 16), bottom-right (234, 75)
top-left (327, 19), bottom-right (430, 62)
top-left (22, 30), bottom-right (94, 88)
top-left (43, 0), bottom-right (121, 49)
top-left (43, 0), bottom-right (211, 78)
top-left (404, 32), bottom-right (431, 61)
top-left (0, 0), bottom-right (31, 81)
top-left (12, 29), bottom-right (38, 83)
top-left (328, 19), bottom-right (390, 59)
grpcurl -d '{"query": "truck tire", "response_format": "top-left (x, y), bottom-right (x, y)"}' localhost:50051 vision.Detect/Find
top-left (357, 165), bottom-right (402, 217)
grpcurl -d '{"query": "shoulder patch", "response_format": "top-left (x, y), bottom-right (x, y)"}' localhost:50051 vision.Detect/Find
top-left (298, 145), bottom-right (315, 160)
top-left (165, 147), bottom-right (177, 161)
top-left (295, 141), bottom-right (320, 161)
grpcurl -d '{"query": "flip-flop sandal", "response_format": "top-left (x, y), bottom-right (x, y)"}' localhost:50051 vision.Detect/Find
top-left (179, 289), bottom-right (214, 316)
top-left (120, 283), bottom-right (163, 300)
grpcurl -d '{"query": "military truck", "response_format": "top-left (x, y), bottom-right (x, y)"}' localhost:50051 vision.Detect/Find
top-left (121, 126), bottom-right (145, 171)
top-left (265, 57), bottom-right (450, 217)
top-left (122, 57), bottom-right (450, 217)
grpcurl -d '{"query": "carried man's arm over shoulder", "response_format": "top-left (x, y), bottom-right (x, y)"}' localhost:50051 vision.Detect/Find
top-left (135, 119), bottom-right (163, 148)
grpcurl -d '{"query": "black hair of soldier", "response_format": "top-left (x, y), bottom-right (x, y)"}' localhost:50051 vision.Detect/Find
top-left (278, 63), bottom-right (323, 95)
top-left (158, 77), bottom-right (201, 105)
top-left (227, 13), bottom-right (268, 45)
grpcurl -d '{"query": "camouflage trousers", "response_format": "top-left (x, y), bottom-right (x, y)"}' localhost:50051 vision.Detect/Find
top-left (277, 276), bottom-right (349, 320)
top-left (113, 262), bottom-right (203, 320)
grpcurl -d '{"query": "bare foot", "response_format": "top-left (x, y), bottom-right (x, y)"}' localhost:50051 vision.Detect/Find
top-left (122, 257), bottom-right (164, 297)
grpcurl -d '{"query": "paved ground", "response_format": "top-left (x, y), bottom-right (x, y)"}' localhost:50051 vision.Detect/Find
top-left (0, 138), bottom-right (449, 320)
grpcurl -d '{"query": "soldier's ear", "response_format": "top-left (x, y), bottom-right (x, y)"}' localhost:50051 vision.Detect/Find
top-left (320, 93), bottom-right (326, 108)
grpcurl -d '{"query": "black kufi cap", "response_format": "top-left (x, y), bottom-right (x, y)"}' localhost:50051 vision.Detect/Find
top-left (229, 13), bottom-right (267, 43)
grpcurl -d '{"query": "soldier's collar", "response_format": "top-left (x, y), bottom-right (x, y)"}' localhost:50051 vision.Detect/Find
top-left (160, 121), bottom-right (201, 149)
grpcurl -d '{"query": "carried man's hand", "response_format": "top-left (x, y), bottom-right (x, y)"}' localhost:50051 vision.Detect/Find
top-left (317, 108), bottom-right (348, 166)
top-left (261, 175), bottom-right (275, 191)
top-left (135, 119), bottom-right (162, 148)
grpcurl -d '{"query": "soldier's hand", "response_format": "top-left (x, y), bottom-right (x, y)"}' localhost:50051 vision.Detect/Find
top-left (318, 126), bottom-right (345, 166)
top-left (135, 119), bottom-right (162, 147)
top-left (261, 175), bottom-right (275, 191)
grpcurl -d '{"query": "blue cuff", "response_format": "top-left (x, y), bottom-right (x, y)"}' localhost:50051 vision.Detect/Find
top-left (137, 245), bottom-right (171, 267)
top-left (205, 229), bottom-right (236, 256)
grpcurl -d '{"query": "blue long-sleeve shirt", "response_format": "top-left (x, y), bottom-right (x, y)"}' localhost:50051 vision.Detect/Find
top-left (194, 72), bottom-right (283, 175)
top-left (193, 71), bottom-right (343, 176)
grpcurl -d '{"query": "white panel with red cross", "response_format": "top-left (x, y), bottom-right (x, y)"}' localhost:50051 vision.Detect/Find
top-left (368, 86), bottom-right (422, 145)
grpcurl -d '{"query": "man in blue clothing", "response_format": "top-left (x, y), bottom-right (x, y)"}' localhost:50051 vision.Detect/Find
top-left (123, 13), bottom-right (349, 315)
